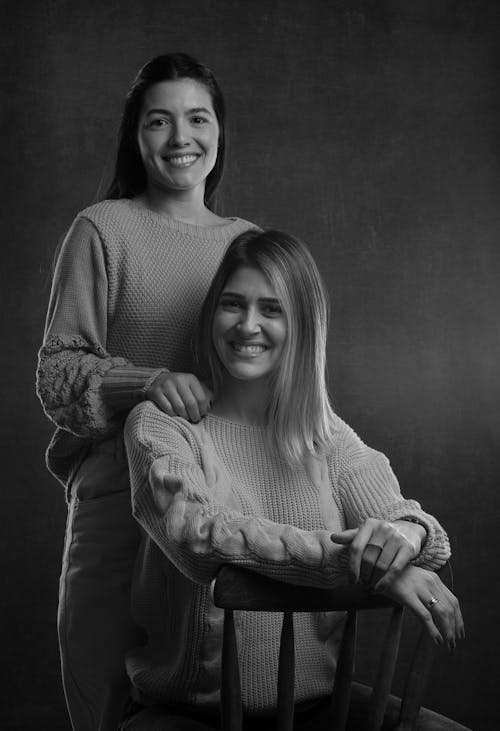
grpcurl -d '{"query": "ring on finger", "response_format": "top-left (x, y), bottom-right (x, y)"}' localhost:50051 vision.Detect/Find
top-left (366, 543), bottom-right (383, 552)
top-left (427, 595), bottom-right (440, 610)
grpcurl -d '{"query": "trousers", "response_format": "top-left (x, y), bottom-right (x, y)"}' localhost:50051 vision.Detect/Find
top-left (58, 434), bottom-right (141, 730)
top-left (120, 684), bottom-right (473, 731)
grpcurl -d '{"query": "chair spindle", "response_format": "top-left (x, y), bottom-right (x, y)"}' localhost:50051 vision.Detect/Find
top-left (221, 609), bottom-right (242, 731)
top-left (367, 605), bottom-right (404, 731)
top-left (277, 610), bottom-right (295, 731)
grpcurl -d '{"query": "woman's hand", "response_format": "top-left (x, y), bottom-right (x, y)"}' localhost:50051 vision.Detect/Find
top-left (146, 372), bottom-right (213, 423)
top-left (381, 565), bottom-right (465, 649)
top-left (331, 518), bottom-right (426, 591)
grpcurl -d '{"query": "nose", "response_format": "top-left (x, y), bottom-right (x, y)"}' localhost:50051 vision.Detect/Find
top-left (168, 120), bottom-right (190, 147)
top-left (236, 306), bottom-right (261, 336)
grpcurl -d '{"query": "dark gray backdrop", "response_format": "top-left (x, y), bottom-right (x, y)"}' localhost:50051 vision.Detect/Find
top-left (2, 1), bottom-right (499, 729)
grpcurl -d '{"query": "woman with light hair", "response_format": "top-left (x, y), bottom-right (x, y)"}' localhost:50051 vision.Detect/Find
top-left (123, 229), bottom-right (464, 729)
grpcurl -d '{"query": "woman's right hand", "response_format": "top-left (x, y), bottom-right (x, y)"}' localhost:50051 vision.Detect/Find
top-left (146, 372), bottom-right (213, 423)
top-left (380, 565), bottom-right (465, 650)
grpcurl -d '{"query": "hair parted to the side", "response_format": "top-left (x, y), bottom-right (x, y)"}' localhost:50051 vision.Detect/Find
top-left (103, 53), bottom-right (226, 208)
top-left (196, 229), bottom-right (338, 463)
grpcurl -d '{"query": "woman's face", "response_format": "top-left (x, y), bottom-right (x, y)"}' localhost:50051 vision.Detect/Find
top-left (212, 266), bottom-right (288, 384)
top-left (137, 78), bottom-right (219, 197)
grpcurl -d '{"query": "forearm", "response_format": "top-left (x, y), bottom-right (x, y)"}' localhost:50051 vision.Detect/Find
top-left (134, 485), bottom-right (350, 589)
top-left (36, 336), bottom-right (129, 437)
top-left (340, 454), bottom-right (450, 570)
top-left (101, 366), bottom-right (168, 411)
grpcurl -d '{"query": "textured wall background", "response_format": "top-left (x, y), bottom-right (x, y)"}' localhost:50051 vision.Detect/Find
top-left (2, 1), bottom-right (498, 728)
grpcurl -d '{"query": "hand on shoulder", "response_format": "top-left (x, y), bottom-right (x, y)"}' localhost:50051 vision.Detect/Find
top-left (146, 371), bottom-right (213, 423)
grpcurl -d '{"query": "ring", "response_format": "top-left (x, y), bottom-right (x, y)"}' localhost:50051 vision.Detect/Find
top-left (427, 595), bottom-right (440, 610)
top-left (366, 543), bottom-right (383, 552)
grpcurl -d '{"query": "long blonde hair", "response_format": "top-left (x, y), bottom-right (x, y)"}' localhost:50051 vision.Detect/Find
top-left (196, 229), bottom-right (338, 463)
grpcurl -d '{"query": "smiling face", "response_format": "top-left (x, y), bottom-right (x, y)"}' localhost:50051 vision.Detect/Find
top-left (137, 78), bottom-right (219, 198)
top-left (212, 265), bottom-right (288, 384)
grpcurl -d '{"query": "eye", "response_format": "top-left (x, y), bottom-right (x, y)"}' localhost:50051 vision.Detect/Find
top-left (261, 302), bottom-right (283, 317)
top-left (145, 117), bottom-right (169, 129)
top-left (191, 116), bottom-right (209, 125)
top-left (220, 296), bottom-right (243, 311)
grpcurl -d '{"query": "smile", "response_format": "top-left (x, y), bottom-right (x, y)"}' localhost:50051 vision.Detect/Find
top-left (164, 154), bottom-right (200, 167)
top-left (231, 342), bottom-right (268, 356)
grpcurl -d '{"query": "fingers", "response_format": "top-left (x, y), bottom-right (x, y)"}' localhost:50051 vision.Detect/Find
top-left (330, 529), bottom-right (358, 545)
top-left (350, 519), bottom-right (402, 585)
top-left (416, 574), bottom-right (465, 651)
top-left (354, 519), bottom-right (420, 588)
top-left (149, 373), bottom-right (211, 422)
top-left (426, 583), bottom-right (465, 651)
top-left (359, 544), bottom-right (383, 585)
top-left (374, 542), bottom-right (414, 592)
top-left (380, 566), bottom-right (465, 651)
top-left (398, 589), bottom-right (445, 647)
top-left (153, 392), bottom-right (174, 417)
top-left (347, 520), bottom-right (378, 582)
top-left (188, 380), bottom-right (212, 420)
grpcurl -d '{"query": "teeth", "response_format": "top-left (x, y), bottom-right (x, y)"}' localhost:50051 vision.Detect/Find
top-left (166, 154), bottom-right (198, 167)
top-left (232, 343), bottom-right (266, 354)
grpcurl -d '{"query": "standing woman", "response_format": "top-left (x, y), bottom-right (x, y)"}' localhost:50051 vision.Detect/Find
top-left (36, 53), bottom-right (257, 731)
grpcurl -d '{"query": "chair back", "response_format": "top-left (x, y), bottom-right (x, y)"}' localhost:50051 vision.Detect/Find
top-left (213, 566), bottom-right (437, 731)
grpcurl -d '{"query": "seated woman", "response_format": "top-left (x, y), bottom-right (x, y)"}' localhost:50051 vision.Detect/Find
top-left (122, 229), bottom-right (464, 730)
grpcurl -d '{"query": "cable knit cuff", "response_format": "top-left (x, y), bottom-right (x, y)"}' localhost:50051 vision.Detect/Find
top-left (102, 366), bottom-right (170, 411)
top-left (388, 509), bottom-right (450, 571)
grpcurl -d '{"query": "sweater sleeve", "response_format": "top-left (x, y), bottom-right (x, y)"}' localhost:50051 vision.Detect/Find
top-left (125, 404), bottom-right (350, 589)
top-left (334, 421), bottom-right (451, 571)
top-left (36, 216), bottom-right (162, 437)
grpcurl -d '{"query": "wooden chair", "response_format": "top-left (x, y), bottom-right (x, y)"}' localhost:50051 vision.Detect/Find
top-left (213, 565), bottom-right (453, 731)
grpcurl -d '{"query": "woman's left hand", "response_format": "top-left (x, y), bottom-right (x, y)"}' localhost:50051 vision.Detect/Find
top-left (331, 517), bottom-right (426, 591)
top-left (381, 565), bottom-right (465, 650)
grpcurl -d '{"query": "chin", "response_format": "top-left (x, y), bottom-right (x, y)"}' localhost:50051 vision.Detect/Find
top-left (229, 367), bottom-right (272, 383)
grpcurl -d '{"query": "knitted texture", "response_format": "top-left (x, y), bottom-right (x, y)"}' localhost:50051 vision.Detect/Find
top-left (124, 403), bottom-right (450, 713)
top-left (36, 199), bottom-right (256, 483)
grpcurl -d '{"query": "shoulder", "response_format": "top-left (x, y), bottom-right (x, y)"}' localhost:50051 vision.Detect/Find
top-left (230, 217), bottom-right (262, 235)
top-left (58, 200), bottom-right (131, 249)
top-left (195, 216), bottom-right (261, 246)
top-left (125, 401), bottom-right (205, 459)
top-left (76, 199), bottom-right (136, 234)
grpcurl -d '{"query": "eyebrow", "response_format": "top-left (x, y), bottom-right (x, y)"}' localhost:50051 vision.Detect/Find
top-left (221, 291), bottom-right (281, 304)
top-left (145, 106), bottom-right (214, 116)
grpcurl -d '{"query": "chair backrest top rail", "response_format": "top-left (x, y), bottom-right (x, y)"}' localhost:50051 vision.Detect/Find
top-left (213, 565), bottom-right (399, 613)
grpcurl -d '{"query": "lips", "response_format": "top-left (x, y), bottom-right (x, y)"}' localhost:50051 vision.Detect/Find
top-left (163, 153), bottom-right (200, 167)
top-left (231, 342), bottom-right (268, 355)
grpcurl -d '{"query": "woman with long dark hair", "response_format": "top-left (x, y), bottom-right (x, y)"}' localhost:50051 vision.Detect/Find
top-left (37, 53), bottom-right (257, 730)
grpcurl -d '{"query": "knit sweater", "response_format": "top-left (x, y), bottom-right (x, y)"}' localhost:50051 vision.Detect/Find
top-left (36, 199), bottom-right (256, 484)
top-left (124, 401), bottom-right (450, 714)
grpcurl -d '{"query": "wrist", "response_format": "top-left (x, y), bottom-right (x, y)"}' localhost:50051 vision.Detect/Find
top-left (143, 368), bottom-right (170, 399)
top-left (394, 519), bottom-right (427, 553)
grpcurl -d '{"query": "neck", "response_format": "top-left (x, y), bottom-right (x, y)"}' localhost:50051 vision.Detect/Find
top-left (139, 184), bottom-right (218, 225)
top-left (211, 377), bottom-right (271, 426)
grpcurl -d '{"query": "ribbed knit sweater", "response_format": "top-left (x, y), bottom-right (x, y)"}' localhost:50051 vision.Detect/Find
top-left (36, 199), bottom-right (256, 484)
top-left (124, 402), bottom-right (450, 714)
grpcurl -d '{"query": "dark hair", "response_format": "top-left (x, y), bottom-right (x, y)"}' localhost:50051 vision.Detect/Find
top-left (104, 53), bottom-right (226, 207)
